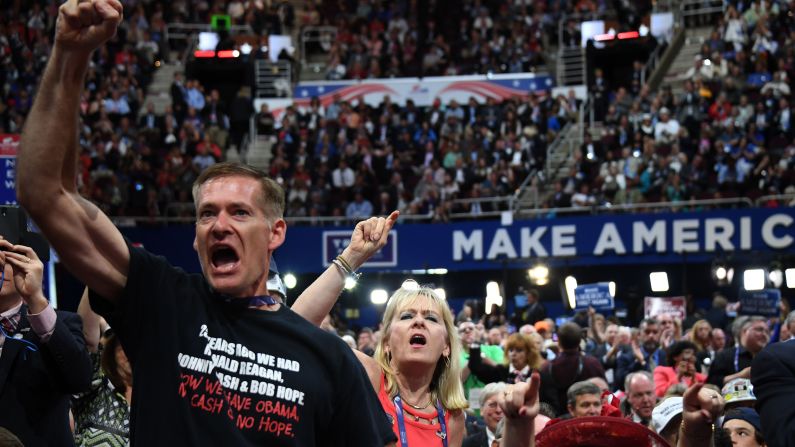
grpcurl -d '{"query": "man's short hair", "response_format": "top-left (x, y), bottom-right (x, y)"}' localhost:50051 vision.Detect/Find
top-left (625, 370), bottom-right (654, 393)
top-left (192, 162), bottom-right (285, 222)
top-left (558, 322), bottom-right (582, 350)
top-left (640, 318), bottom-right (659, 329)
top-left (567, 380), bottom-right (602, 406)
top-left (785, 310), bottom-right (795, 329)
top-left (479, 382), bottom-right (507, 409)
top-left (740, 316), bottom-right (768, 333)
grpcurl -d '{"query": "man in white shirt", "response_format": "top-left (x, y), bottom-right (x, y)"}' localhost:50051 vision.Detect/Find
top-left (654, 107), bottom-right (680, 145)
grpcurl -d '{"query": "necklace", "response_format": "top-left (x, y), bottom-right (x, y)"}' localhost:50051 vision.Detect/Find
top-left (402, 395), bottom-right (433, 411)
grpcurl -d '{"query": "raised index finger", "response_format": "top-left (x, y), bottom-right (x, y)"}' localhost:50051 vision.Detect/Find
top-left (384, 210), bottom-right (399, 231)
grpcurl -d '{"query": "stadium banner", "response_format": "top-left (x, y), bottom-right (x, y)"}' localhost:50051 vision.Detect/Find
top-left (253, 73), bottom-right (554, 126)
top-left (739, 289), bottom-right (781, 317)
top-left (644, 296), bottom-right (686, 321)
top-left (574, 283), bottom-right (615, 311)
top-left (116, 207), bottom-right (795, 275)
top-left (0, 134), bottom-right (19, 205)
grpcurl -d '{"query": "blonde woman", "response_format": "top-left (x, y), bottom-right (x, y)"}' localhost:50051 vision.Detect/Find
top-left (294, 212), bottom-right (472, 445)
top-left (688, 319), bottom-right (713, 375)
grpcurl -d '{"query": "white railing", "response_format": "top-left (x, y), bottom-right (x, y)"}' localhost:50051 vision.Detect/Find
top-left (110, 197), bottom-right (771, 227)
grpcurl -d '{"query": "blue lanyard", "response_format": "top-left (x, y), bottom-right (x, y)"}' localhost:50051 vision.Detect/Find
top-left (393, 395), bottom-right (448, 447)
top-left (734, 347), bottom-right (740, 372)
top-left (219, 294), bottom-right (278, 308)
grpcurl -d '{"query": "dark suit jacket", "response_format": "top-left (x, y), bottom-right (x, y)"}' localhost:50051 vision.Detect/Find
top-left (0, 307), bottom-right (92, 446)
top-left (539, 350), bottom-right (605, 416)
top-left (751, 339), bottom-right (795, 447)
top-left (462, 429), bottom-right (488, 447)
top-left (615, 347), bottom-right (666, 391)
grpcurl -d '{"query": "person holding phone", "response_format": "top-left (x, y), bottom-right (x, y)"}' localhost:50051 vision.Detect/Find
top-left (0, 238), bottom-right (92, 446)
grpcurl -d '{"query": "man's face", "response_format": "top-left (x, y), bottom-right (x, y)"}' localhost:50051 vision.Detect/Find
top-left (458, 322), bottom-right (476, 345)
top-left (605, 324), bottom-right (618, 345)
top-left (712, 329), bottom-right (726, 350)
top-left (193, 176), bottom-right (285, 297)
top-left (741, 321), bottom-right (770, 353)
top-left (488, 328), bottom-right (502, 345)
top-left (569, 393), bottom-right (602, 418)
top-left (658, 314), bottom-right (674, 332)
top-left (628, 376), bottom-right (656, 419)
top-left (640, 322), bottom-right (660, 351)
top-left (481, 394), bottom-right (504, 432)
top-left (357, 332), bottom-right (373, 349)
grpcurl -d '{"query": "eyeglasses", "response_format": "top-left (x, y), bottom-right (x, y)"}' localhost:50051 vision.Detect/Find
top-left (459, 327), bottom-right (474, 333)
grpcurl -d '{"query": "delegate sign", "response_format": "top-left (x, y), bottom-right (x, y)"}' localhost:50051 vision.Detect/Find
top-left (574, 283), bottom-right (614, 311)
top-left (739, 289), bottom-right (781, 317)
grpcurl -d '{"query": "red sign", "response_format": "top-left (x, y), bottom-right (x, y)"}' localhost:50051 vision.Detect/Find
top-left (644, 296), bottom-right (686, 321)
top-left (0, 134), bottom-right (19, 156)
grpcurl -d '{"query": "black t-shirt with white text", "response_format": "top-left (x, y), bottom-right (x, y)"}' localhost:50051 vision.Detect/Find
top-left (91, 243), bottom-right (390, 446)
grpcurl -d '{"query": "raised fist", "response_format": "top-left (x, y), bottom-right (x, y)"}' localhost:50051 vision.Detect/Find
top-left (55, 0), bottom-right (123, 54)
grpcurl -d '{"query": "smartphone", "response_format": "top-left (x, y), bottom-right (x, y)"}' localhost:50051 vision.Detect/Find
top-left (0, 206), bottom-right (25, 245)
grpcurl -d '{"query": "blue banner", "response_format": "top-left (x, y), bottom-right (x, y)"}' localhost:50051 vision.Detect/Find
top-left (117, 207), bottom-right (795, 275)
top-left (0, 134), bottom-right (19, 205)
top-left (322, 230), bottom-right (397, 267)
top-left (739, 289), bottom-right (781, 317)
top-left (574, 283), bottom-right (614, 310)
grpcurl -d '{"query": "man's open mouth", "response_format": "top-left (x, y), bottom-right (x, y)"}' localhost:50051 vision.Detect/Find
top-left (211, 246), bottom-right (240, 271)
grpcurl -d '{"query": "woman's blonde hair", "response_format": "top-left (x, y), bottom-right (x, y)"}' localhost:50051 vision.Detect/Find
top-left (374, 286), bottom-right (468, 411)
top-left (504, 333), bottom-right (543, 370)
top-left (688, 319), bottom-right (712, 352)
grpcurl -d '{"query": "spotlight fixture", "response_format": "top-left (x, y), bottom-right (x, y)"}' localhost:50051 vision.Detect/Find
top-left (283, 273), bottom-right (297, 289)
top-left (370, 289), bottom-right (388, 304)
top-left (743, 269), bottom-right (765, 291)
top-left (528, 264), bottom-right (550, 286)
top-left (564, 276), bottom-right (578, 309)
top-left (650, 272), bottom-right (669, 292)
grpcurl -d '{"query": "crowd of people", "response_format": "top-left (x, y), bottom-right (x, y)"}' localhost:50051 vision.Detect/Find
top-left (4, 1), bottom-right (793, 224)
top-left (2, 2), bottom-right (795, 447)
top-left (339, 285), bottom-right (794, 446)
top-left (552, 0), bottom-right (795, 210)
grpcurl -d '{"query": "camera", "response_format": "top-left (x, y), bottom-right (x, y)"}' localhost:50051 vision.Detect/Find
top-left (0, 206), bottom-right (50, 262)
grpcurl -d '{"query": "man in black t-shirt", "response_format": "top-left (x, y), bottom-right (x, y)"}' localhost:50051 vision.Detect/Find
top-left (17, 2), bottom-right (397, 445)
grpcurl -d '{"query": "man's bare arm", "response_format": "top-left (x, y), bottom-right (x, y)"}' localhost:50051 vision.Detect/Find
top-left (18, 0), bottom-right (128, 301)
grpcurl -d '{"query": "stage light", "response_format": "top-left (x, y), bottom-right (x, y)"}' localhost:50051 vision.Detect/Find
top-left (485, 281), bottom-right (503, 314)
top-left (401, 279), bottom-right (420, 291)
top-left (434, 288), bottom-right (446, 300)
top-left (650, 272), bottom-right (669, 292)
top-left (743, 269), bottom-right (765, 291)
top-left (528, 264), bottom-right (549, 286)
top-left (240, 43), bottom-right (253, 55)
top-left (371, 289), bottom-right (388, 304)
top-left (283, 273), bottom-right (297, 289)
top-left (609, 281), bottom-right (616, 297)
top-left (344, 277), bottom-right (357, 290)
top-left (769, 269), bottom-right (784, 288)
top-left (715, 266), bottom-right (727, 280)
top-left (786, 268), bottom-right (795, 288)
top-left (565, 276), bottom-right (578, 309)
